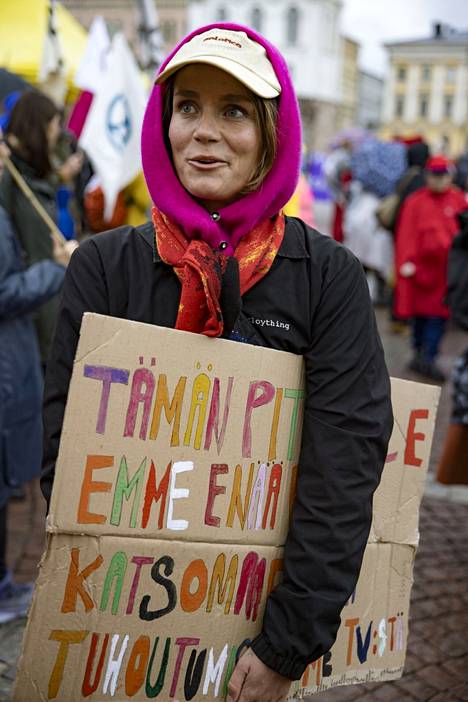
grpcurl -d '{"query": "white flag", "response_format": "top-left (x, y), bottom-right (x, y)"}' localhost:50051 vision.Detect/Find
top-left (74, 15), bottom-right (110, 94)
top-left (39, 0), bottom-right (66, 104)
top-left (79, 34), bottom-right (147, 219)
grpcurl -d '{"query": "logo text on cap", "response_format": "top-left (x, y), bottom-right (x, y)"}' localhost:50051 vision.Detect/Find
top-left (203, 36), bottom-right (242, 49)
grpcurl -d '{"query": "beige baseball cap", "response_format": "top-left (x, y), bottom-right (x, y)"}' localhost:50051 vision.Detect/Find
top-left (156, 28), bottom-right (281, 98)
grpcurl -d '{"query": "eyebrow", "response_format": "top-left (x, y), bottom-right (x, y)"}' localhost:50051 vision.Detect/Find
top-left (174, 89), bottom-right (253, 103)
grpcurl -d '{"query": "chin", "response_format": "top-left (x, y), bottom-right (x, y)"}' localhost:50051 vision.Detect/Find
top-left (185, 183), bottom-right (228, 204)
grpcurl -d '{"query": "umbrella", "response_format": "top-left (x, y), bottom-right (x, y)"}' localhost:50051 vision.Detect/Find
top-left (0, 68), bottom-right (33, 103)
top-left (0, 0), bottom-right (87, 91)
top-left (329, 127), bottom-right (370, 151)
top-left (351, 139), bottom-right (407, 198)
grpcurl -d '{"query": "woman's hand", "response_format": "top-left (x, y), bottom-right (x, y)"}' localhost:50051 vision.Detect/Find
top-left (171, 650), bottom-right (291, 702)
top-left (399, 261), bottom-right (416, 278)
top-left (52, 238), bottom-right (78, 267)
top-left (226, 649), bottom-right (291, 702)
top-left (58, 152), bottom-right (84, 182)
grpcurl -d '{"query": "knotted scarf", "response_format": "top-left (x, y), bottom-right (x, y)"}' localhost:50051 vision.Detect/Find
top-left (153, 206), bottom-right (285, 337)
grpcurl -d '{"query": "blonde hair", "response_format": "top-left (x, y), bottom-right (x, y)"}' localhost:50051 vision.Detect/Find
top-left (162, 77), bottom-right (278, 194)
top-left (245, 93), bottom-right (278, 192)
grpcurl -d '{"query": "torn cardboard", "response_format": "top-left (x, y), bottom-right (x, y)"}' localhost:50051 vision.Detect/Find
top-left (14, 314), bottom-right (440, 700)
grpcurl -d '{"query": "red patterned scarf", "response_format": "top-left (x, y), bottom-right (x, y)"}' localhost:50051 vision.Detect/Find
top-left (153, 206), bottom-right (285, 337)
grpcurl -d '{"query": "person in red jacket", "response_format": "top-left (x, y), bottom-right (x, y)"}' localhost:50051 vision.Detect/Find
top-left (395, 155), bottom-right (467, 381)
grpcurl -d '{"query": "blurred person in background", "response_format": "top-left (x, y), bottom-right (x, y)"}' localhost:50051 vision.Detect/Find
top-left (437, 209), bottom-right (468, 485)
top-left (454, 153), bottom-right (468, 192)
top-left (0, 135), bottom-right (74, 622)
top-left (0, 91), bottom-right (80, 367)
top-left (395, 155), bottom-right (467, 382)
top-left (344, 180), bottom-right (393, 304)
top-left (323, 140), bottom-right (352, 243)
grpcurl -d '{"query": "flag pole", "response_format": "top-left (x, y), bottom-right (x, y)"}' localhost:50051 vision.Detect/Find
top-left (1, 153), bottom-right (67, 246)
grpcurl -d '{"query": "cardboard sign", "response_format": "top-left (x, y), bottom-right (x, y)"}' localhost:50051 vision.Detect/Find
top-left (14, 314), bottom-right (440, 701)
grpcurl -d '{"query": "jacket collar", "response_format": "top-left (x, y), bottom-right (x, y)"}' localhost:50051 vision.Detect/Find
top-left (137, 215), bottom-right (310, 263)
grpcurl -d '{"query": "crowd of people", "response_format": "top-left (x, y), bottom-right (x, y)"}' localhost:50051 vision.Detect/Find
top-left (325, 134), bottom-right (468, 380)
top-left (0, 21), bottom-right (467, 700)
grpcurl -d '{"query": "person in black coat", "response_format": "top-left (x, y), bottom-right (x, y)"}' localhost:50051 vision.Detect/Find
top-left (41, 25), bottom-right (393, 701)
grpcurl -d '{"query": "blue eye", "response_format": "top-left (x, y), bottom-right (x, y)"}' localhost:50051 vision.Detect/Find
top-left (178, 102), bottom-right (195, 114)
top-left (225, 107), bottom-right (245, 118)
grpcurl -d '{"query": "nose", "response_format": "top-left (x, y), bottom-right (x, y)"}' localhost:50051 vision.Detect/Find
top-left (193, 109), bottom-right (221, 143)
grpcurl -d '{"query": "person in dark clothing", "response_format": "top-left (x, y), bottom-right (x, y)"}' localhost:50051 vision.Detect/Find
top-left (0, 134), bottom-right (75, 622)
top-left (0, 92), bottom-right (79, 365)
top-left (397, 141), bottom-right (430, 204)
top-left (41, 24), bottom-right (393, 702)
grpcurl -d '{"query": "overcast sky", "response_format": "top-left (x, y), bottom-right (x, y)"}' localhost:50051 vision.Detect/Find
top-left (340, 0), bottom-right (468, 76)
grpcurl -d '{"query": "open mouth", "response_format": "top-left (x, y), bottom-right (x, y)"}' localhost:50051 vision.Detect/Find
top-left (188, 157), bottom-right (227, 169)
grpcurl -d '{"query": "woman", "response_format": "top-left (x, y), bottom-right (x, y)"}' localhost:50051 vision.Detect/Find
top-left (0, 136), bottom-right (74, 621)
top-left (395, 155), bottom-right (467, 382)
top-left (0, 91), bottom-right (79, 365)
top-left (41, 24), bottom-right (392, 702)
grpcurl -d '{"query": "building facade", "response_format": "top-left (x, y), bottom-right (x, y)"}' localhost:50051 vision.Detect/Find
top-left (61, 0), bottom-right (187, 60)
top-left (337, 36), bottom-right (359, 131)
top-left (381, 23), bottom-right (468, 156)
top-left (188, 0), bottom-right (344, 151)
top-left (357, 70), bottom-right (384, 132)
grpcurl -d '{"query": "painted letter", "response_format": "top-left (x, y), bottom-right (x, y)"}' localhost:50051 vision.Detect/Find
top-left (102, 634), bottom-right (129, 695)
top-left (180, 560), bottom-right (208, 613)
top-left (234, 551), bottom-right (266, 622)
top-left (207, 554), bottom-right (238, 615)
top-left (100, 551), bottom-right (128, 615)
top-left (356, 621), bottom-right (372, 663)
top-left (77, 455), bottom-right (113, 525)
top-left (125, 635), bottom-right (150, 696)
top-left (170, 638), bottom-right (200, 698)
top-left (184, 373), bottom-right (211, 449)
top-left (345, 618), bottom-right (359, 665)
top-left (405, 409), bottom-right (429, 467)
top-left (124, 367), bottom-right (156, 439)
top-left (184, 647), bottom-right (207, 700)
top-left (126, 556), bottom-right (153, 615)
top-left (82, 633), bottom-right (109, 697)
top-left (284, 388), bottom-right (305, 460)
top-left (204, 464), bottom-right (228, 527)
top-left (167, 461), bottom-right (193, 531)
top-left (48, 630), bottom-right (88, 699)
top-left (204, 377), bottom-right (234, 453)
top-left (110, 456), bottom-right (147, 528)
top-left (268, 388), bottom-right (283, 461)
top-left (146, 637), bottom-right (171, 698)
top-left (242, 381), bottom-right (275, 458)
top-left (226, 463), bottom-right (254, 529)
top-left (262, 464), bottom-right (282, 530)
top-left (202, 645), bottom-right (229, 696)
top-left (247, 463), bottom-right (267, 530)
top-left (150, 374), bottom-right (187, 446)
top-left (140, 556), bottom-right (177, 621)
top-left (61, 547), bottom-right (103, 613)
top-left (83, 365), bottom-right (129, 434)
top-left (141, 461), bottom-right (171, 530)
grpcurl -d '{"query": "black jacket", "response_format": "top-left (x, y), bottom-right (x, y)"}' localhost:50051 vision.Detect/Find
top-left (41, 216), bottom-right (393, 680)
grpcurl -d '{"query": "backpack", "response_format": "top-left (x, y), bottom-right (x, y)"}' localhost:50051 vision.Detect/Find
top-left (446, 212), bottom-right (468, 330)
top-left (375, 166), bottom-right (421, 231)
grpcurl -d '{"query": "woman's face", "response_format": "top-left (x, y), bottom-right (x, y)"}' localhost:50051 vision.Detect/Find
top-left (169, 64), bottom-right (261, 212)
top-left (46, 114), bottom-right (61, 149)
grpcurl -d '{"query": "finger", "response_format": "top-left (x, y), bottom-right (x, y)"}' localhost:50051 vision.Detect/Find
top-left (226, 663), bottom-right (249, 702)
